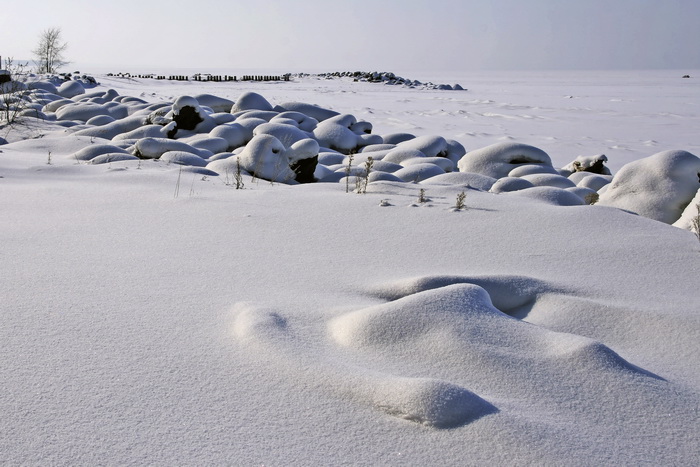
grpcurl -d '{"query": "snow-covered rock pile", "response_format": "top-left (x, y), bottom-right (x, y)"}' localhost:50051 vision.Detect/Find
top-left (300, 71), bottom-right (465, 90)
top-left (2, 76), bottom-right (699, 230)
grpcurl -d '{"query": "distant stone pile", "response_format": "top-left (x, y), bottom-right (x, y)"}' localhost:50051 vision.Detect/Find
top-left (297, 71), bottom-right (466, 91)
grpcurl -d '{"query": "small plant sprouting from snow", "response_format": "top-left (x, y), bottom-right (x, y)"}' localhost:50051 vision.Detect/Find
top-left (418, 188), bottom-right (427, 204)
top-left (455, 191), bottom-right (467, 210)
top-left (345, 154), bottom-right (354, 194)
top-left (691, 203), bottom-right (700, 243)
top-left (174, 166), bottom-right (182, 198)
top-left (235, 158), bottom-right (245, 190)
top-left (356, 156), bottom-right (373, 194)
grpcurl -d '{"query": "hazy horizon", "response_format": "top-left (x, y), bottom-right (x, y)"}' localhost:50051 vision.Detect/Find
top-left (3, 0), bottom-right (699, 73)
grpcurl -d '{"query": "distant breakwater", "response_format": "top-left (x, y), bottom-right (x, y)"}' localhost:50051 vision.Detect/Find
top-left (104, 70), bottom-right (465, 90)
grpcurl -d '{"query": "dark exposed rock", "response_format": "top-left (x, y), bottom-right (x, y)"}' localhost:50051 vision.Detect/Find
top-left (173, 105), bottom-right (203, 131)
top-left (291, 155), bottom-right (318, 184)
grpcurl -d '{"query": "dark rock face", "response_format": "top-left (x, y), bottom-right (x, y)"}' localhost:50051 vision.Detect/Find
top-left (291, 155), bottom-right (318, 183)
top-left (586, 158), bottom-right (609, 174)
top-left (173, 105), bottom-right (203, 131)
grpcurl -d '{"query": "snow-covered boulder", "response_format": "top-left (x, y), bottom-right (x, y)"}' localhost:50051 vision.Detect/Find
top-left (131, 137), bottom-right (210, 160)
top-left (253, 122), bottom-right (313, 148)
top-left (86, 115), bottom-right (116, 126)
top-left (210, 113), bottom-right (237, 125)
top-left (519, 173), bottom-right (577, 189)
top-left (393, 163), bottom-right (446, 183)
top-left (382, 132), bottom-right (416, 145)
top-left (194, 94), bottom-right (234, 113)
top-left (18, 108), bottom-right (47, 120)
top-left (169, 95), bottom-right (216, 134)
top-left (510, 186), bottom-right (585, 206)
top-left (287, 138), bottom-right (320, 184)
top-left (560, 154), bottom-right (611, 176)
top-left (235, 117), bottom-right (268, 134)
top-left (318, 152), bottom-right (345, 166)
top-left (186, 136), bottom-right (230, 155)
top-left (112, 124), bottom-right (170, 142)
top-left (489, 177), bottom-right (536, 193)
top-left (72, 115), bottom-right (147, 140)
top-left (159, 150), bottom-right (208, 167)
top-left (402, 156), bottom-right (455, 173)
top-left (508, 164), bottom-right (559, 177)
top-left (420, 172), bottom-right (497, 191)
top-left (598, 150), bottom-right (700, 224)
top-left (359, 144), bottom-right (395, 153)
top-left (233, 110), bottom-right (278, 122)
top-left (457, 142), bottom-right (553, 179)
top-left (313, 114), bottom-right (375, 154)
top-left (271, 111), bottom-right (319, 132)
top-left (363, 171), bottom-right (401, 183)
top-left (396, 135), bottom-right (465, 165)
top-left (568, 172), bottom-right (612, 191)
top-left (42, 98), bottom-right (73, 113)
top-left (55, 102), bottom-right (128, 122)
top-left (231, 92), bottom-right (274, 113)
top-left (368, 160), bottom-right (403, 173)
top-left (209, 123), bottom-right (252, 149)
top-left (274, 102), bottom-right (339, 121)
top-left (567, 186), bottom-right (600, 204)
top-left (237, 134), bottom-right (296, 183)
top-left (383, 148), bottom-right (426, 164)
top-left (27, 80), bottom-right (58, 94)
top-left (89, 153), bottom-right (139, 164)
top-left (206, 155), bottom-right (245, 175)
top-left (56, 80), bottom-right (85, 98)
top-left (68, 144), bottom-right (130, 162)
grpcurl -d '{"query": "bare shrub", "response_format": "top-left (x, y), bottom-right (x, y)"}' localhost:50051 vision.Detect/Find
top-left (0, 58), bottom-right (31, 127)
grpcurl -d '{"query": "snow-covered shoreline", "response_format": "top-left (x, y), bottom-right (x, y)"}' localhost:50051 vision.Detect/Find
top-left (1, 69), bottom-right (699, 465)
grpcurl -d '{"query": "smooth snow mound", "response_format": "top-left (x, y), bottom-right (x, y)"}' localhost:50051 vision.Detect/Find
top-left (598, 149), bottom-right (700, 224)
top-left (233, 299), bottom-right (497, 429)
top-left (457, 142), bottom-right (553, 178)
top-left (357, 375), bottom-right (496, 428)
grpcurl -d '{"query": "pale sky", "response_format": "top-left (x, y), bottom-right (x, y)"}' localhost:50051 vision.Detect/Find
top-left (2, 0), bottom-right (699, 73)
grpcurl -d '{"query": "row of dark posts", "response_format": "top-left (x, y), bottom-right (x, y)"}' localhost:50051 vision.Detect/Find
top-left (111, 73), bottom-right (292, 82)
top-left (239, 75), bottom-right (291, 82)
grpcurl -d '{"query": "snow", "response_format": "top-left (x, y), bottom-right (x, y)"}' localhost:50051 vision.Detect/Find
top-left (598, 149), bottom-right (700, 224)
top-left (1, 69), bottom-right (700, 465)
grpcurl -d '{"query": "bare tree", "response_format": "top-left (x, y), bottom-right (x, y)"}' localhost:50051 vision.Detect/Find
top-left (33, 27), bottom-right (68, 74)
top-left (1, 57), bottom-right (31, 126)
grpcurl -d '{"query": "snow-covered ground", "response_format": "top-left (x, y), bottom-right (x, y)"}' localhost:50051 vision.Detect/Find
top-left (1, 70), bottom-right (699, 465)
